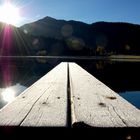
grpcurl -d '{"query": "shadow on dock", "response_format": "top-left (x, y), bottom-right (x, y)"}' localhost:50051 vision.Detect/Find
top-left (0, 126), bottom-right (140, 140)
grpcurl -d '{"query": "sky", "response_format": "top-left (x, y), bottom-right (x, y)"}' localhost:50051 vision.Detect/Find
top-left (0, 0), bottom-right (140, 26)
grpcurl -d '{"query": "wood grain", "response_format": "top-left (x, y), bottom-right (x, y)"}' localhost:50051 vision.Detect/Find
top-left (69, 63), bottom-right (140, 127)
top-left (0, 62), bottom-right (68, 127)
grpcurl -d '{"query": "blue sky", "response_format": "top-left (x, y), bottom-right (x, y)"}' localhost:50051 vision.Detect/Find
top-left (1, 0), bottom-right (140, 26)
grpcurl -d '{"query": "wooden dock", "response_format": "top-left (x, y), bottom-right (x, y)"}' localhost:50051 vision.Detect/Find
top-left (0, 62), bottom-right (140, 127)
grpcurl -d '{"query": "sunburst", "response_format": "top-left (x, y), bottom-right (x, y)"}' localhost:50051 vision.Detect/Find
top-left (0, 2), bottom-right (20, 26)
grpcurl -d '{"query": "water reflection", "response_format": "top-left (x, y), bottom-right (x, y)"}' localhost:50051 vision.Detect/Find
top-left (0, 57), bottom-right (59, 109)
top-left (1, 88), bottom-right (16, 103)
top-left (76, 59), bottom-right (140, 109)
top-left (120, 91), bottom-right (140, 109)
top-left (0, 57), bottom-right (140, 109)
top-left (76, 60), bottom-right (140, 93)
top-left (0, 84), bottom-right (27, 108)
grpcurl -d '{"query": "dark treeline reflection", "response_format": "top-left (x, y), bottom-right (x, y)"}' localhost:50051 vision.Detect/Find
top-left (0, 57), bottom-right (60, 108)
top-left (76, 59), bottom-right (140, 109)
top-left (76, 60), bottom-right (140, 93)
top-left (0, 57), bottom-right (140, 109)
top-left (0, 57), bottom-right (59, 88)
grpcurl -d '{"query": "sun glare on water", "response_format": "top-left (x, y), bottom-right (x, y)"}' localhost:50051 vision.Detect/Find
top-left (2, 88), bottom-right (16, 103)
top-left (0, 2), bottom-right (20, 26)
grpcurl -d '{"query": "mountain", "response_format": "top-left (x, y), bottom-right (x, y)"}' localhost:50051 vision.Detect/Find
top-left (20, 16), bottom-right (92, 56)
top-left (91, 22), bottom-right (140, 55)
top-left (20, 16), bottom-right (91, 39)
top-left (21, 17), bottom-right (140, 55)
top-left (1, 17), bottom-right (140, 56)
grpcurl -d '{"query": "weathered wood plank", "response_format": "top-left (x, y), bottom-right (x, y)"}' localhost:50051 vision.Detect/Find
top-left (69, 63), bottom-right (140, 127)
top-left (0, 62), bottom-right (68, 127)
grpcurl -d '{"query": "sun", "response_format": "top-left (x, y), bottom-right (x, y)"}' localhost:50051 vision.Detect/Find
top-left (0, 2), bottom-right (20, 26)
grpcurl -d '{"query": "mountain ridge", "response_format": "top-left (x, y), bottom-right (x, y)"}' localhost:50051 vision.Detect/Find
top-left (0, 16), bottom-right (140, 56)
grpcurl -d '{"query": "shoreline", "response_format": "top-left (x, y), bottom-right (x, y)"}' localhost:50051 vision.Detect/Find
top-left (0, 55), bottom-right (140, 62)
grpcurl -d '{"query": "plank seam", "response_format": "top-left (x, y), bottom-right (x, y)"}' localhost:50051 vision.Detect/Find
top-left (67, 63), bottom-right (72, 127)
top-left (19, 86), bottom-right (52, 126)
top-left (69, 63), bottom-right (78, 127)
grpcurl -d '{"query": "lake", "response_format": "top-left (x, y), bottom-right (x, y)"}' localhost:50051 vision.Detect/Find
top-left (0, 57), bottom-right (140, 109)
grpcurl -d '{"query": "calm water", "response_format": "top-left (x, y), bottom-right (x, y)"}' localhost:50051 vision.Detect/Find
top-left (0, 57), bottom-right (140, 109)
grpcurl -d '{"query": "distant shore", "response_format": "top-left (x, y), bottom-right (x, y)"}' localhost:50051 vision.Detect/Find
top-left (109, 55), bottom-right (140, 62)
top-left (0, 55), bottom-right (140, 62)
top-left (109, 55), bottom-right (140, 59)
